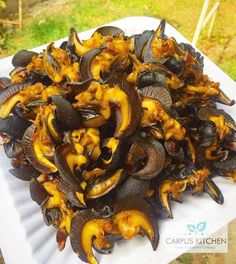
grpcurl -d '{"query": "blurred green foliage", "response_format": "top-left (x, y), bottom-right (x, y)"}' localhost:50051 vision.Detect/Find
top-left (0, 0), bottom-right (7, 49)
top-left (0, 0), bottom-right (6, 9)
top-left (2, 0), bottom-right (236, 80)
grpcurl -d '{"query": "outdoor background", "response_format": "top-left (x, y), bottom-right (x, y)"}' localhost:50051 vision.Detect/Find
top-left (0, 0), bottom-right (236, 80)
top-left (0, 0), bottom-right (236, 264)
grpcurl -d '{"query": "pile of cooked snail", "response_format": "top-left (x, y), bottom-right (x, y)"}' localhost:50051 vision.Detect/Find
top-left (0, 20), bottom-right (236, 264)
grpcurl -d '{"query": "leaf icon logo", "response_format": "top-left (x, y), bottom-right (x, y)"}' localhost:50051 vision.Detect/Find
top-left (187, 224), bottom-right (196, 232)
top-left (197, 221), bottom-right (207, 232)
top-left (187, 222), bottom-right (207, 233)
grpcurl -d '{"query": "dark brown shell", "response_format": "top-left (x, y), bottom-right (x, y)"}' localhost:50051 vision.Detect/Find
top-left (114, 196), bottom-right (159, 250)
top-left (198, 121), bottom-right (217, 147)
top-left (0, 115), bottom-right (30, 139)
top-left (155, 19), bottom-right (166, 39)
top-left (137, 70), bottom-right (167, 89)
top-left (14, 100), bottom-right (46, 120)
top-left (67, 79), bottom-right (95, 96)
top-left (203, 178), bottom-right (224, 204)
top-left (56, 229), bottom-right (68, 251)
top-left (9, 67), bottom-right (26, 78)
top-left (198, 105), bottom-right (236, 130)
top-left (45, 113), bottom-right (62, 143)
top-left (22, 124), bottom-right (55, 174)
top-left (212, 156), bottom-right (236, 172)
top-left (140, 85), bottom-right (172, 109)
top-left (67, 28), bottom-right (83, 51)
top-left (127, 137), bottom-right (166, 180)
top-left (51, 95), bottom-right (82, 130)
top-left (94, 26), bottom-right (124, 37)
top-left (30, 179), bottom-right (49, 206)
top-left (79, 47), bottom-right (104, 81)
top-left (59, 41), bottom-right (68, 50)
top-left (54, 144), bottom-right (83, 192)
top-left (133, 30), bottom-right (154, 59)
top-left (106, 75), bottom-right (141, 139)
top-left (180, 42), bottom-right (204, 65)
top-left (143, 34), bottom-right (168, 64)
top-left (78, 108), bottom-right (106, 128)
top-left (101, 137), bottom-right (126, 173)
top-left (57, 179), bottom-right (86, 208)
top-left (42, 207), bottom-right (62, 226)
top-left (116, 176), bottom-right (150, 200)
top-left (0, 82), bottom-right (29, 105)
top-left (93, 240), bottom-right (114, 255)
top-left (70, 209), bottom-right (97, 262)
top-left (224, 134), bottom-right (236, 151)
top-left (3, 139), bottom-right (23, 158)
top-left (9, 166), bottom-right (40, 181)
top-left (163, 56), bottom-right (184, 76)
top-left (85, 169), bottom-right (127, 199)
top-left (164, 140), bottom-right (185, 162)
top-left (213, 90), bottom-right (235, 106)
top-left (0, 77), bottom-right (11, 89)
top-left (93, 234), bottom-right (121, 255)
top-left (12, 50), bottom-right (38, 67)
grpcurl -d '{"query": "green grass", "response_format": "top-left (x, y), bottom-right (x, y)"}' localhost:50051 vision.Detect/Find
top-left (2, 0), bottom-right (236, 80)
top-left (221, 61), bottom-right (236, 80)
top-left (5, 0), bottom-right (201, 50)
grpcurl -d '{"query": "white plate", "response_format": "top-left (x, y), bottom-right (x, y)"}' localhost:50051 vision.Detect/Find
top-left (0, 16), bottom-right (236, 264)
